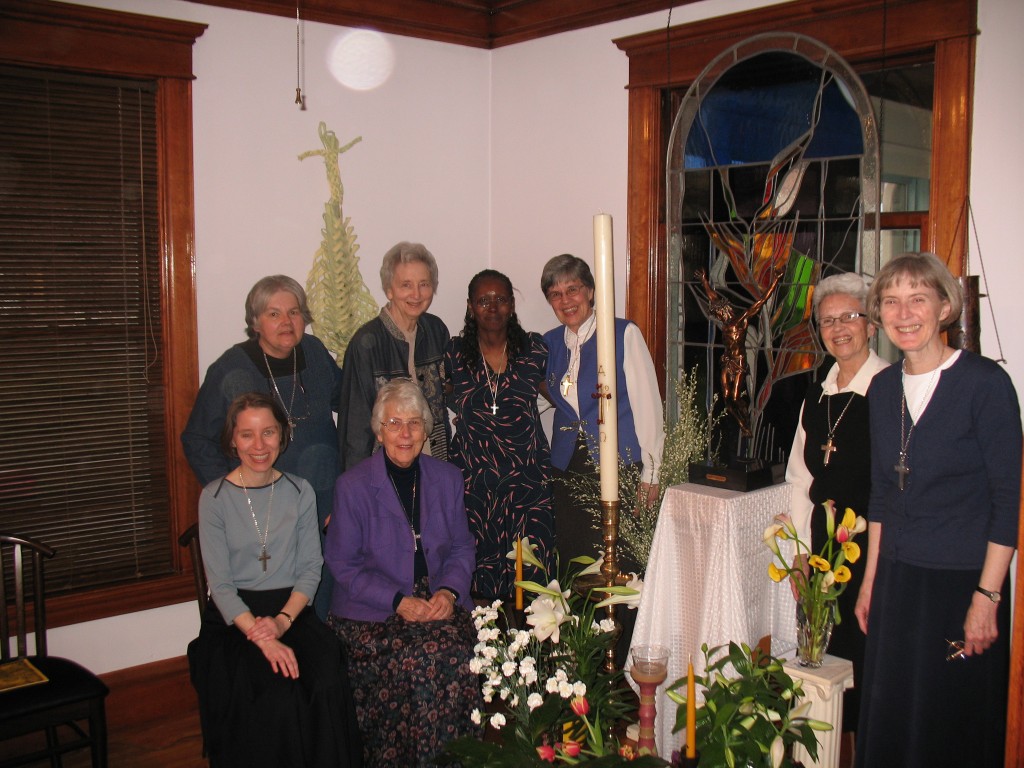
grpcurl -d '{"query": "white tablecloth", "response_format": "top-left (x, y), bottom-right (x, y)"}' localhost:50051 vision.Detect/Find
top-left (628, 482), bottom-right (798, 757)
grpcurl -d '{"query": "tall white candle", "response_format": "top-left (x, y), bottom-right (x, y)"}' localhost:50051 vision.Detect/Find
top-left (593, 213), bottom-right (619, 503)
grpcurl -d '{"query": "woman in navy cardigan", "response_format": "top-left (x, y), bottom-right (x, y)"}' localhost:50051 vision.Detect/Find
top-left (854, 253), bottom-right (1020, 768)
top-left (325, 378), bottom-right (480, 767)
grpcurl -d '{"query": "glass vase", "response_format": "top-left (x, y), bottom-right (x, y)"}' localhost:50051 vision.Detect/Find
top-left (795, 599), bottom-right (834, 668)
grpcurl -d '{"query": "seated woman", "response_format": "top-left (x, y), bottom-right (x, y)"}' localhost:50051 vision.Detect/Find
top-left (325, 378), bottom-right (481, 768)
top-left (188, 392), bottom-right (361, 768)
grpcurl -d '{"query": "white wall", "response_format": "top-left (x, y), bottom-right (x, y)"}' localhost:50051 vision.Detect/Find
top-left (54, 0), bottom-right (1024, 674)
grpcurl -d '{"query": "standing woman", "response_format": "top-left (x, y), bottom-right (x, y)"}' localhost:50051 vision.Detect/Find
top-left (182, 275), bottom-right (342, 618)
top-left (337, 241), bottom-right (450, 471)
top-left (188, 392), bottom-right (361, 768)
top-left (854, 253), bottom-right (1020, 768)
top-left (540, 254), bottom-right (665, 564)
top-left (785, 272), bottom-right (888, 737)
top-left (445, 269), bottom-right (555, 601)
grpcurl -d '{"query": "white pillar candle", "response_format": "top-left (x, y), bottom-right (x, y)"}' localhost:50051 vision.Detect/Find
top-left (593, 213), bottom-right (619, 503)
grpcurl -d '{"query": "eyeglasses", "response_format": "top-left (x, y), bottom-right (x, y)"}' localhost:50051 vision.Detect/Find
top-left (381, 417), bottom-right (425, 434)
top-left (475, 295), bottom-right (511, 309)
top-left (546, 284), bottom-right (585, 303)
top-left (818, 311), bottom-right (867, 328)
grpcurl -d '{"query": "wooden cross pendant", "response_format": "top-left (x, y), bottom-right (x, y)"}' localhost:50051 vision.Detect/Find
top-left (258, 547), bottom-right (271, 572)
top-left (821, 437), bottom-right (837, 467)
top-left (894, 452), bottom-right (910, 491)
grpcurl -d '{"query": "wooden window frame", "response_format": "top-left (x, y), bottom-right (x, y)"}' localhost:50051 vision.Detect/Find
top-left (0, 0), bottom-right (206, 627)
top-left (615, 2), bottom-right (1024, 763)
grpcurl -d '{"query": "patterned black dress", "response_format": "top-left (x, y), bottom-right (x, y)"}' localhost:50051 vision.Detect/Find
top-left (445, 332), bottom-right (556, 599)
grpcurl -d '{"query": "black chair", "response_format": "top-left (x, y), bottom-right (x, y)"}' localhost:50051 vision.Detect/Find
top-left (0, 533), bottom-right (109, 768)
top-left (178, 523), bottom-right (209, 617)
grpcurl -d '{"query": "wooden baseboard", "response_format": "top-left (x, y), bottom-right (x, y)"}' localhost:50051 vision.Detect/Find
top-left (100, 655), bottom-right (196, 728)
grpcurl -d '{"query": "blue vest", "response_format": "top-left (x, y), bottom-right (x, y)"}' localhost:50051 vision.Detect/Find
top-left (543, 318), bottom-right (642, 471)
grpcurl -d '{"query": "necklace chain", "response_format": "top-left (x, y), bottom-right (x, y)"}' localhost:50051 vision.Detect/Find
top-left (263, 348), bottom-right (298, 431)
top-left (820, 391), bottom-right (856, 467)
top-left (896, 362), bottom-right (942, 491)
top-left (482, 342), bottom-right (507, 416)
top-left (238, 470), bottom-right (276, 571)
top-left (388, 469), bottom-right (420, 551)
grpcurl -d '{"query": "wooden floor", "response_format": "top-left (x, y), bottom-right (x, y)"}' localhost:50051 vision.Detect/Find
top-left (0, 656), bottom-right (206, 768)
top-left (0, 654), bottom-right (854, 768)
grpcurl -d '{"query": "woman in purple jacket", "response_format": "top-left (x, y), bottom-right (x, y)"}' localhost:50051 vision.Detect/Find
top-left (325, 378), bottom-right (481, 767)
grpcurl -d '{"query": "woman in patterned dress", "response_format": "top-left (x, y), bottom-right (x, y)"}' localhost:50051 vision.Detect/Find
top-left (445, 269), bottom-right (556, 601)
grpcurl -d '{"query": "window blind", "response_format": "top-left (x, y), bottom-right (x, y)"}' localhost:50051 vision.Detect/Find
top-left (0, 66), bottom-right (172, 596)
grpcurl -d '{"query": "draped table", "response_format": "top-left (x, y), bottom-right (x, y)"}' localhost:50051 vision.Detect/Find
top-left (627, 482), bottom-right (798, 757)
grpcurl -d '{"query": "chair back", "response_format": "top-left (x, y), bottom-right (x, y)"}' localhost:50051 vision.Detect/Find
top-left (177, 523), bottom-right (209, 617)
top-left (0, 533), bottom-right (56, 661)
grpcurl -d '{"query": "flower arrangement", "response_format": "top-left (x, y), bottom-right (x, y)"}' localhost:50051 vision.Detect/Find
top-left (559, 369), bottom-right (723, 570)
top-left (666, 642), bottom-right (831, 768)
top-left (763, 500), bottom-right (867, 665)
top-left (438, 542), bottom-right (666, 767)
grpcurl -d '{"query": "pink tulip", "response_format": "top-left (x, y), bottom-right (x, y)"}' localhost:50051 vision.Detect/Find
top-left (561, 741), bottom-right (582, 757)
top-left (536, 745), bottom-right (556, 762)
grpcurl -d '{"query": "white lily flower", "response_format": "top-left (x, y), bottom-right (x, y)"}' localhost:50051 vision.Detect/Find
top-left (525, 595), bottom-right (569, 642)
top-left (770, 736), bottom-right (785, 768)
top-left (505, 536), bottom-right (545, 571)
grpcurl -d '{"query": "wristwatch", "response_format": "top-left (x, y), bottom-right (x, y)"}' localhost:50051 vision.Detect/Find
top-left (976, 586), bottom-right (1001, 603)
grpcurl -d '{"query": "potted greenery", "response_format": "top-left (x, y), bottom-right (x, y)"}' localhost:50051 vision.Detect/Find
top-left (665, 642), bottom-right (831, 768)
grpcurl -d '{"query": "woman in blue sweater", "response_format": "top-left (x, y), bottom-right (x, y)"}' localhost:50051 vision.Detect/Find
top-left (854, 253), bottom-right (1020, 768)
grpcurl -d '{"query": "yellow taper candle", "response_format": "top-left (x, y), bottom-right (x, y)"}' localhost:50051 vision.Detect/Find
top-left (515, 538), bottom-right (524, 610)
top-left (686, 654), bottom-right (696, 758)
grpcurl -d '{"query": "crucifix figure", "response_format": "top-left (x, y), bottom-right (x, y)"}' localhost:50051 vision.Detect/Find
top-left (821, 437), bottom-right (837, 466)
top-left (258, 547), bottom-right (271, 572)
top-left (695, 266), bottom-right (785, 437)
top-left (894, 452), bottom-right (910, 491)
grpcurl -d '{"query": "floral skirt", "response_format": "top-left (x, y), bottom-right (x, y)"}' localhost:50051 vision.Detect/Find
top-left (328, 579), bottom-right (483, 767)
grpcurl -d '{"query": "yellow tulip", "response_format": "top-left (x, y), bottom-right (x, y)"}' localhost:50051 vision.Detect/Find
top-left (808, 555), bottom-right (831, 572)
top-left (834, 565), bottom-right (852, 583)
top-left (842, 541), bottom-right (861, 563)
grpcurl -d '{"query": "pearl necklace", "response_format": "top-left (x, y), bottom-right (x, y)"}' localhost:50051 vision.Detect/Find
top-left (238, 470), bottom-right (276, 572)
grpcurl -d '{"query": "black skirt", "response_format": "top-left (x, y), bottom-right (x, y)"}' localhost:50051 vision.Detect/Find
top-left (188, 587), bottom-right (363, 768)
top-left (855, 558), bottom-right (1010, 768)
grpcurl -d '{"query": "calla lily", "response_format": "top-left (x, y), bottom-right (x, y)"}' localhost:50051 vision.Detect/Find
top-left (851, 515), bottom-right (868, 535)
top-left (505, 536), bottom-right (545, 571)
top-left (762, 523), bottom-right (785, 556)
top-left (833, 565), bottom-right (852, 583)
top-left (768, 562), bottom-right (788, 582)
top-left (820, 570), bottom-right (836, 591)
top-left (822, 499), bottom-right (836, 539)
top-left (774, 513), bottom-right (797, 539)
top-left (841, 541), bottom-right (861, 563)
top-left (808, 555), bottom-right (831, 572)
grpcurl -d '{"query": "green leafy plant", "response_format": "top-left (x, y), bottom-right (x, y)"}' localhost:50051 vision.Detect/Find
top-left (438, 546), bottom-right (665, 767)
top-left (559, 368), bottom-right (723, 570)
top-left (666, 642), bottom-right (831, 768)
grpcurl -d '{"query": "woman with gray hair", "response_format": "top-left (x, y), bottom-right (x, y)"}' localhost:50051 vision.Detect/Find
top-left (784, 271), bottom-right (888, 738)
top-left (853, 253), bottom-right (1020, 767)
top-left (182, 274), bottom-right (343, 619)
top-left (337, 241), bottom-right (451, 471)
top-left (325, 378), bottom-right (479, 767)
